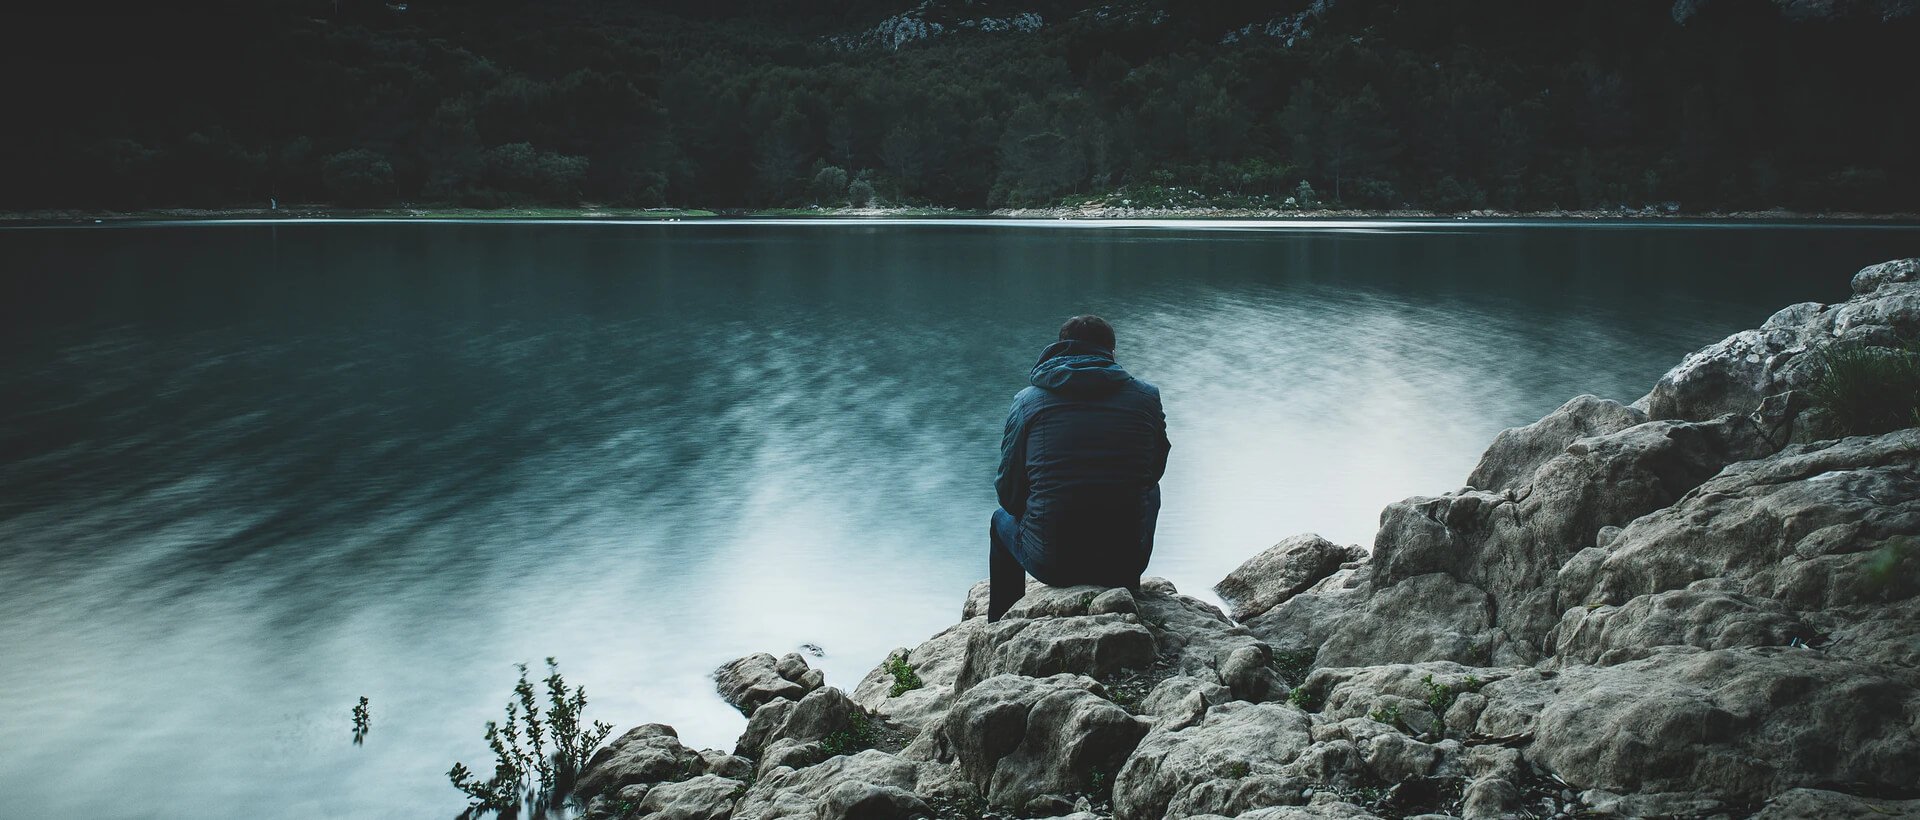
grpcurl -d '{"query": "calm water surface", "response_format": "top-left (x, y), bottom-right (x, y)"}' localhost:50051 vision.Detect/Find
top-left (2, 220), bottom-right (1914, 818)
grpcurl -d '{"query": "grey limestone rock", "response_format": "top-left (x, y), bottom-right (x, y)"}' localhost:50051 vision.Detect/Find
top-left (1214, 534), bottom-right (1367, 622)
top-left (1552, 585), bottom-right (1814, 666)
top-left (1243, 566), bottom-right (1375, 657)
top-left (730, 749), bottom-right (939, 820)
top-left (1111, 701), bottom-right (1315, 820)
top-left (952, 613), bottom-right (1156, 693)
top-left (577, 723), bottom-right (707, 799)
top-left (850, 620), bottom-right (981, 735)
top-left (1754, 787), bottom-right (1920, 819)
top-left (734, 686), bottom-right (869, 778)
top-left (1528, 647), bottom-right (1920, 802)
top-left (1852, 257), bottom-right (1920, 296)
top-left (636, 774), bottom-right (747, 820)
top-left (1370, 412), bottom-right (1781, 649)
top-left (1314, 573), bottom-right (1501, 668)
top-left (1564, 428), bottom-right (1920, 615)
top-left (938, 673), bottom-right (1150, 808)
top-left (1140, 675), bottom-right (1233, 731)
top-left (716, 652), bottom-right (822, 715)
top-left (1638, 260), bottom-right (1920, 423)
top-left (1466, 395), bottom-right (1648, 493)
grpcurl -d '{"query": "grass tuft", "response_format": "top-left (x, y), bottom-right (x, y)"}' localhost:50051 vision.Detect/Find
top-left (1806, 338), bottom-right (1920, 436)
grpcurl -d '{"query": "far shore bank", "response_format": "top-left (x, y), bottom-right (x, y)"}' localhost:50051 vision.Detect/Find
top-left (5, 204), bottom-right (1920, 226)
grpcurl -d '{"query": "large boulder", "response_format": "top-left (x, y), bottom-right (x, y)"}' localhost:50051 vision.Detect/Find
top-left (952, 613), bottom-right (1156, 693)
top-left (1370, 412), bottom-right (1780, 648)
top-left (734, 686), bottom-right (873, 777)
top-left (1314, 573), bottom-right (1503, 669)
top-left (1754, 787), bottom-right (1920, 819)
top-left (1303, 662), bottom-right (1514, 737)
top-left (850, 620), bottom-right (980, 735)
top-left (1214, 534), bottom-right (1366, 622)
top-left (1563, 428), bottom-right (1920, 614)
top-left (1637, 259), bottom-right (1920, 423)
top-left (1111, 701), bottom-right (1315, 820)
top-left (1552, 585), bottom-right (1814, 666)
top-left (1851, 257), bottom-right (1920, 296)
top-left (635, 774), bottom-right (747, 820)
top-left (1528, 647), bottom-right (1920, 802)
top-left (1244, 566), bottom-right (1376, 657)
top-left (731, 750), bottom-right (941, 820)
top-left (1466, 395), bottom-right (1648, 493)
top-left (715, 652), bottom-right (824, 715)
top-left (577, 724), bottom-right (708, 799)
top-left (935, 673), bottom-right (1149, 807)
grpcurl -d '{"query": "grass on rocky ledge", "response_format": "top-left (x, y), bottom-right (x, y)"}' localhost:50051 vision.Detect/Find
top-left (1807, 336), bottom-right (1920, 436)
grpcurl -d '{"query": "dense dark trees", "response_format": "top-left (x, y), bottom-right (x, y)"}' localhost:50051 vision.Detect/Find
top-left (3, 0), bottom-right (1915, 212)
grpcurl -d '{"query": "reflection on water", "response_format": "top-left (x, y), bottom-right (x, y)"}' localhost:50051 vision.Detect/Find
top-left (0, 222), bottom-right (1911, 818)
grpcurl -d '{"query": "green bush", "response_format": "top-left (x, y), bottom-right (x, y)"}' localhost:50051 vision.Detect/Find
top-left (1806, 339), bottom-right (1920, 436)
top-left (884, 653), bottom-right (924, 698)
top-left (848, 178), bottom-right (876, 207)
top-left (448, 658), bottom-right (614, 816)
top-left (819, 712), bottom-right (877, 757)
top-left (810, 165), bottom-right (849, 205)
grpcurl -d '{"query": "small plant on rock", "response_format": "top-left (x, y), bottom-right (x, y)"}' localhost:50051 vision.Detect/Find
top-left (1421, 673), bottom-right (1487, 717)
top-left (1368, 704), bottom-right (1406, 731)
top-left (820, 712), bottom-right (878, 757)
top-left (448, 658), bottom-right (614, 817)
top-left (1288, 683), bottom-right (1325, 711)
top-left (884, 653), bottom-right (924, 698)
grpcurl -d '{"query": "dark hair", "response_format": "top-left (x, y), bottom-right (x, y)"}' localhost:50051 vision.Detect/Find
top-left (1058, 314), bottom-right (1116, 351)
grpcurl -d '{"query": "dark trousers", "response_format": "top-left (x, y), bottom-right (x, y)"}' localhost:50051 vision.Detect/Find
top-left (989, 507), bottom-right (1149, 622)
top-left (989, 508), bottom-right (1028, 622)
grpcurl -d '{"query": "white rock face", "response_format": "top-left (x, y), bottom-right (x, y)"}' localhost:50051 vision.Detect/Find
top-left (1215, 534), bottom-right (1365, 622)
top-left (1528, 648), bottom-right (1920, 799)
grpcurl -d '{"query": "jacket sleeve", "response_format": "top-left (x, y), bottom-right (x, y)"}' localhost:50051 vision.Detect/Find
top-left (995, 399), bottom-right (1029, 518)
top-left (1150, 391), bottom-right (1171, 482)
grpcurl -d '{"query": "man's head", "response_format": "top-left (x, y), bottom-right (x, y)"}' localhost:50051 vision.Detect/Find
top-left (1058, 314), bottom-right (1116, 351)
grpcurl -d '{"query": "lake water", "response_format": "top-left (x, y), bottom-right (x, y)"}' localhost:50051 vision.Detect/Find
top-left (1, 219), bottom-right (1915, 818)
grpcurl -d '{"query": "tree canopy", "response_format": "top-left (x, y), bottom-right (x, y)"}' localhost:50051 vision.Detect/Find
top-left (4, 0), bottom-right (1915, 212)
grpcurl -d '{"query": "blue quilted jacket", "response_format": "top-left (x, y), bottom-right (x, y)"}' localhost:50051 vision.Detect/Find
top-left (995, 339), bottom-right (1170, 582)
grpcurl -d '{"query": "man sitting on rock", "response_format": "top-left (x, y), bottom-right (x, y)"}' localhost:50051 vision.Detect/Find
top-left (990, 315), bottom-right (1171, 622)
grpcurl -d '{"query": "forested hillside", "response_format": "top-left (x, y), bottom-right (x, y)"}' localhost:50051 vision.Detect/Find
top-left (6, 0), bottom-right (1916, 212)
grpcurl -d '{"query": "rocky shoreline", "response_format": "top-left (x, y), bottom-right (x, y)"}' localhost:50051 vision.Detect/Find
top-left (571, 259), bottom-right (1920, 820)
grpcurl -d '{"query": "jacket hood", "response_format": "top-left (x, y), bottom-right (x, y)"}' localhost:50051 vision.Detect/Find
top-left (1029, 339), bottom-right (1132, 397)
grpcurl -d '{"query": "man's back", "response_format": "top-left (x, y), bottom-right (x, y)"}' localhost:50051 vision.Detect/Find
top-left (993, 332), bottom-right (1170, 601)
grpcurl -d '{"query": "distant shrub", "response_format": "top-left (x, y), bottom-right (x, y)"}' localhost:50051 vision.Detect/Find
top-left (848, 177), bottom-right (876, 207)
top-left (811, 165), bottom-right (849, 205)
top-left (1292, 179), bottom-right (1320, 209)
top-left (1806, 338), bottom-right (1920, 436)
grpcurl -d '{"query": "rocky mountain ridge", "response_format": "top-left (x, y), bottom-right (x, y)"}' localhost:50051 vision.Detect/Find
top-left (572, 258), bottom-right (1920, 819)
top-left (825, 0), bottom-right (1915, 51)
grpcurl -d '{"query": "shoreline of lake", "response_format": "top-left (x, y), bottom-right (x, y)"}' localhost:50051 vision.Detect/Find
top-left (5, 204), bottom-right (1920, 226)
